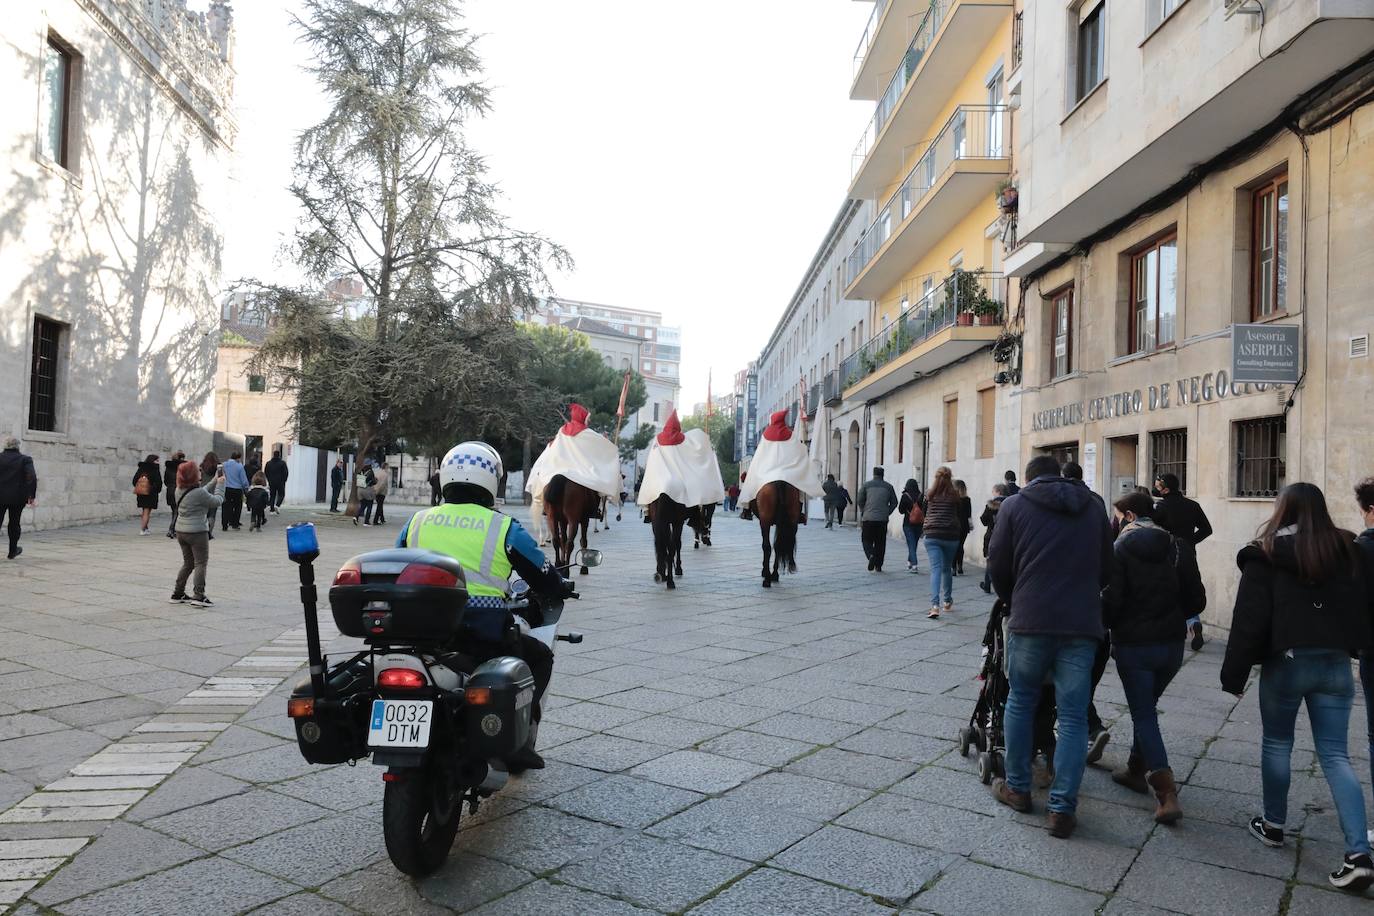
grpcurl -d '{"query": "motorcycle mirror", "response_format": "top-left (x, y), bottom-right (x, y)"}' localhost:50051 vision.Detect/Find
top-left (576, 549), bottom-right (603, 568)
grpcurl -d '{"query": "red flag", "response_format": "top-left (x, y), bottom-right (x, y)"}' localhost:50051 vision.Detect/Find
top-left (615, 370), bottom-right (631, 419)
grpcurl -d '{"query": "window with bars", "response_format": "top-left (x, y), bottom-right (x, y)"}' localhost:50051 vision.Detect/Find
top-left (28, 317), bottom-right (63, 432)
top-left (1234, 416), bottom-right (1286, 498)
top-left (1150, 428), bottom-right (1188, 493)
top-left (1251, 174), bottom-right (1289, 319)
top-left (1129, 234), bottom-right (1178, 354)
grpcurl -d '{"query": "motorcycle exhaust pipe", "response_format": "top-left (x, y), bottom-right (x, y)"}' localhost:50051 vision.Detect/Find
top-left (478, 762), bottom-right (508, 794)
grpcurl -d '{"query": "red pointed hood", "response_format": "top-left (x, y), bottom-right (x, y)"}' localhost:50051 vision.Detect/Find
top-left (561, 403), bottom-right (590, 436)
top-left (657, 411), bottom-right (685, 446)
top-left (762, 410), bottom-right (793, 442)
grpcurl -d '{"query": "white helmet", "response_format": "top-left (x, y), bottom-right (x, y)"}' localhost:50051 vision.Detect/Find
top-left (438, 441), bottom-right (504, 502)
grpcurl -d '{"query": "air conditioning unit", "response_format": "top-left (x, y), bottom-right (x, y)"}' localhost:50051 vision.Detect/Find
top-left (1224, 0), bottom-right (1262, 20)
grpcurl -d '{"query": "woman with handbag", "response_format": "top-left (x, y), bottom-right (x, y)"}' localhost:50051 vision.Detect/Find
top-left (898, 479), bottom-right (925, 574)
top-left (132, 454), bottom-right (162, 536)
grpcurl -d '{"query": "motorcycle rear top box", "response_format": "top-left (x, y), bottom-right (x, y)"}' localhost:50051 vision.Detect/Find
top-left (329, 549), bottom-right (469, 642)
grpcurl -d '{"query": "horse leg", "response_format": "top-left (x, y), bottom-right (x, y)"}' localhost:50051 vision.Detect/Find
top-left (579, 518), bottom-right (590, 576)
top-left (760, 524), bottom-right (772, 588)
top-left (674, 520), bottom-right (684, 578)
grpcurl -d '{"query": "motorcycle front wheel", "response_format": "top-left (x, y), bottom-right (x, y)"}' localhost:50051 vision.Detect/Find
top-left (382, 764), bottom-right (462, 876)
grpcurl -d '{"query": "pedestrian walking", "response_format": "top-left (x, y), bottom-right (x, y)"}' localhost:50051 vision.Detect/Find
top-left (1103, 491), bottom-right (1206, 826)
top-left (428, 469), bottom-right (442, 507)
top-left (220, 452), bottom-right (249, 531)
top-left (837, 484), bottom-right (853, 527)
top-left (1152, 472), bottom-right (1213, 651)
top-left (978, 483), bottom-right (1006, 593)
top-left (163, 452), bottom-right (185, 538)
top-left (922, 467), bottom-right (963, 618)
top-left (244, 450), bottom-right (262, 482)
top-left (1354, 478), bottom-right (1374, 821)
top-left (132, 454), bottom-right (163, 536)
top-left (857, 467), bottom-right (898, 572)
top-left (373, 460), bottom-right (391, 525)
top-left (1003, 469), bottom-right (1020, 496)
top-left (0, 436), bottom-right (37, 560)
top-left (954, 479), bottom-right (973, 575)
top-left (822, 474), bottom-right (843, 528)
top-left (1221, 482), bottom-right (1374, 891)
top-left (987, 454), bottom-right (1114, 838)
top-left (246, 473), bottom-right (271, 532)
top-left (1064, 460), bottom-right (1113, 760)
top-left (331, 458), bottom-right (347, 512)
top-left (898, 479), bottom-right (924, 573)
top-left (354, 462), bottom-right (377, 526)
top-left (726, 482), bottom-right (741, 513)
top-left (171, 460), bottom-right (224, 608)
top-left (265, 450), bottom-right (289, 513)
top-left (199, 452), bottom-right (220, 538)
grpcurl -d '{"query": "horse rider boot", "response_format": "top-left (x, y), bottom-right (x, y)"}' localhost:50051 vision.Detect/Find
top-left (395, 440), bottom-right (572, 773)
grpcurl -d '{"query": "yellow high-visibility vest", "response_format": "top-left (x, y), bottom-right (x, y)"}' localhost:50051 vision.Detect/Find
top-left (405, 504), bottom-right (513, 598)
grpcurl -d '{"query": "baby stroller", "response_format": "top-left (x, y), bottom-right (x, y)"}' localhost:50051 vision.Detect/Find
top-left (958, 600), bottom-right (1056, 784)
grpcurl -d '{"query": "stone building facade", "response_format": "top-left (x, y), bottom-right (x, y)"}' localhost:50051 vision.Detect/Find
top-left (1006, 0), bottom-right (1374, 628)
top-left (0, 0), bottom-right (235, 528)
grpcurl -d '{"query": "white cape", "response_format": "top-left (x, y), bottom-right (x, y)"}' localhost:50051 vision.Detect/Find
top-left (738, 435), bottom-right (824, 504)
top-left (526, 428), bottom-right (622, 503)
top-left (637, 429), bottom-right (726, 508)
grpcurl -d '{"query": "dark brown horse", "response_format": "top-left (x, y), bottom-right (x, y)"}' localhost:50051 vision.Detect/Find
top-left (543, 475), bottom-right (600, 575)
top-left (756, 481), bottom-right (801, 587)
top-left (648, 494), bottom-right (689, 589)
top-left (689, 503), bottom-right (715, 549)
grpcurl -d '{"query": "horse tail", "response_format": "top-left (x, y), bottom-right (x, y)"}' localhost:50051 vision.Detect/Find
top-left (771, 482), bottom-right (798, 571)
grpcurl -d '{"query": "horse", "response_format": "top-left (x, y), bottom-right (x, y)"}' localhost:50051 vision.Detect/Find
top-left (543, 474), bottom-right (601, 575)
top-left (593, 494), bottom-right (622, 532)
top-left (648, 494), bottom-right (689, 590)
top-left (689, 502), bottom-right (716, 549)
top-left (755, 480), bottom-right (801, 588)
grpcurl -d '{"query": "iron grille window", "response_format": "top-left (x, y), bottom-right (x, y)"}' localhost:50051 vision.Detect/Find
top-left (28, 317), bottom-right (62, 432)
top-left (1234, 417), bottom-right (1286, 498)
top-left (1150, 428), bottom-right (1188, 494)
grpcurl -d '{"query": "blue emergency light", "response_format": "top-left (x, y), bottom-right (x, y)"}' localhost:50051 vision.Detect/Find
top-left (286, 522), bottom-right (321, 564)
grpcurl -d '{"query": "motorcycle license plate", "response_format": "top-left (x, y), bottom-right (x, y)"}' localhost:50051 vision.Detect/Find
top-left (368, 700), bottom-right (432, 748)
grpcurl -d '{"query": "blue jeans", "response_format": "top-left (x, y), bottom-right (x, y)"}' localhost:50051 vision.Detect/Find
top-left (1259, 649), bottom-right (1370, 855)
top-left (1113, 641), bottom-right (1184, 772)
top-left (924, 538), bottom-right (958, 606)
top-left (1362, 653), bottom-right (1374, 790)
top-left (1005, 634), bottom-right (1098, 814)
top-left (903, 522), bottom-right (923, 568)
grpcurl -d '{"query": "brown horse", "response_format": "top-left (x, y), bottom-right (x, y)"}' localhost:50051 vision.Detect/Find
top-left (648, 494), bottom-right (689, 589)
top-left (755, 481), bottom-right (801, 588)
top-left (689, 503), bottom-right (715, 549)
top-left (543, 474), bottom-right (600, 575)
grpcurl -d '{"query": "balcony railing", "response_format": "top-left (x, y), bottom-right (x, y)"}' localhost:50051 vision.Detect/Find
top-left (852, 0), bottom-right (948, 174)
top-left (823, 370), bottom-right (844, 406)
top-left (840, 270), bottom-right (1007, 389)
top-left (1012, 9), bottom-right (1024, 71)
top-left (846, 105), bottom-right (1009, 288)
top-left (852, 0), bottom-right (892, 78)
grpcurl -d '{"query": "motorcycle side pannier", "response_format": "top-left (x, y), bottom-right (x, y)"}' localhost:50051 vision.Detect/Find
top-left (329, 549), bottom-right (469, 643)
top-left (464, 656), bottom-right (535, 759)
top-left (289, 657), bottom-right (372, 765)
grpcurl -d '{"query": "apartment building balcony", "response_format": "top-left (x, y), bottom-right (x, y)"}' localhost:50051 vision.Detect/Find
top-left (823, 369), bottom-right (844, 407)
top-left (852, 0), bottom-right (932, 100)
top-left (840, 271), bottom-right (1006, 402)
top-left (849, 0), bottom-right (1012, 200)
top-left (844, 105), bottom-right (1010, 301)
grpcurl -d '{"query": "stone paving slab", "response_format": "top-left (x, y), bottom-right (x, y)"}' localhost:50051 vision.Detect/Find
top-left (2, 505), bottom-right (1372, 913)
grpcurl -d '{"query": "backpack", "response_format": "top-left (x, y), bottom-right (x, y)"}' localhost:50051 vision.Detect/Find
top-left (906, 497), bottom-right (924, 526)
top-left (134, 473), bottom-right (152, 497)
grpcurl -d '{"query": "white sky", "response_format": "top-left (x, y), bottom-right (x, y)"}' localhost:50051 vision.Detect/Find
top-left (220, 0), bottom-right (875, 409)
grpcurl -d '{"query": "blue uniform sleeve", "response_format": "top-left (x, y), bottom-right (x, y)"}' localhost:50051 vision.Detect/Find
top-left (395, 518), bottom-right (411, 548)
top-left (504, 519), bottom-right (547, 567)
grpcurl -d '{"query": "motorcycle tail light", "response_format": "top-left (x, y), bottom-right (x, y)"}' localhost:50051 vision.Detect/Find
top-left (333, 562), bottom-right (362, 587)
top-left (286, 697), bottom-right (314, 718)
top-left (378, 668), bottom-right (426, 689)
top-left (465, 687), bottom-right (492, 706)
top-left (396, 563), bottom-right (459, 588)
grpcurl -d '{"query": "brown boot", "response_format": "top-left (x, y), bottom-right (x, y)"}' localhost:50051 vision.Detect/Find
top-left (1112, 753), bottom-right (1149, 795)
top-left (1147, 768), bottom-right (1182, 825)
top-left (1046, 811), bottom-right (1077, 838)
top-left (990, 777), bottom-right (1032, 813)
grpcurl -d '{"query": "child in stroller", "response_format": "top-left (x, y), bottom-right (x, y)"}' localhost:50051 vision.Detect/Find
top-left (959, 599), bottom-right (1057, 784)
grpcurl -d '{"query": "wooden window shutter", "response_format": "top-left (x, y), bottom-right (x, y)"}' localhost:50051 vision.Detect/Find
top-left (978, 388), bottom-right (995, 459)
top-left (944, 398), bottom-right (958, 462)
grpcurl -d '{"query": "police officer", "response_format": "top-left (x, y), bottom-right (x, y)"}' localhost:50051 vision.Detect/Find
top-left (396, 441), bottom-right (570, 772)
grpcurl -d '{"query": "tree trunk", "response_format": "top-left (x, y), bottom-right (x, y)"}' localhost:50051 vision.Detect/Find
top-left (345, 419), bottom-right (380, 518)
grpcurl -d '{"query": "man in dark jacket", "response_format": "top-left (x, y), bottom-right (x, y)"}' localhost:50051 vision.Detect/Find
top-left (330, 458), bottom-right (346, 512)
top-left (163, 451), bottom-right (185, 538)
top-left (264, 451), bottom-right (289, 513)
top-left (857, 467), bottom-right (898, 572)
top-left (987, 455), bottom-right (1114, 838)
top-left (822, 474), bottom-right (843, 529)
top-left (1152, 473), bottom-right (1212, 650)
top-left (1003, 470), bottom-right (1021, 496)
top-left (0, 437), bottom-right (38, 559)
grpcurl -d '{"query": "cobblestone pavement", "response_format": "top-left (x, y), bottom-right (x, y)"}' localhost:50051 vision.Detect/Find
top-left (2, 504), bottom-right (1371, 914)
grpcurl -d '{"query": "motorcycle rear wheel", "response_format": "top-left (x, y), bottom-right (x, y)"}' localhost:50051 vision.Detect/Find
top-left (383, 767), bottom-right (462, 876)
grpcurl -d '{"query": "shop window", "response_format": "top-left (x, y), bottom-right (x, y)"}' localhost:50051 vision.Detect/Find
top-left (1150, 428), bottom-right (1188, 493)
top-left (1128, 233), bottom-right (1178, 354)
top-left (1251, 174), bottom-right (1288, 319)
top-left (1050, 285), bottom-right (1073, 378)
top-left (28, 316), bottom-right (65, 432)
top-left (977, 387), bottom-right (996, 459)
top-left (1233, 416), bottom-right (1286, 498)
top-left (1041, 442), bottom-right (1079, 467)
top-left (943, 397), bottom-right (958, 462)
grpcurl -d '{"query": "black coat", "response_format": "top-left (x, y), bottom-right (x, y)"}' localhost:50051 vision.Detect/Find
top-left (0, 448), bottom-right (37, 505)
top-left (162, 459), bottom-right (182, 493)
top-left (822, 479), bottom-right (843, 509)
top-left (1220, 534), bottom-right (1374, 693)
top-left (1153, 492), bottom-right (1213, 545)
top-left (1103, 522), bottom-right (1206, 646)
top-left (133, 460), bottom-right (163, 508)
top-left (331, 466), bottom-right (346, 489)
top-left (988, 476), bottom-right (1114, 639)
top-left (265, 457), bottom-right (289, 487)
top-left (980, 496), bottom-right (1004, 556)
top-left (957, 496), bottom-right (973, 535)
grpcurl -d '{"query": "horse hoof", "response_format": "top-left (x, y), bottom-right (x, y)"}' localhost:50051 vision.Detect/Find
top-left (654, 573), bottom-right (662, 583)
top-left (693, 542), bottom-right (699, 550)
top-left (666, 579), bottom-right (676, 590)
top-left (762, 579), bottom-right (771, 588)
top-left (579, 567), bottom-right (589, 576)
top-left (675, 568), bottom-right (683, 578)
top-left (788, 563), bottom-right (797, 574)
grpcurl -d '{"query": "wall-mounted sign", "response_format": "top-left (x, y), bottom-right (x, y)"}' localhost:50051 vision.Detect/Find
top-left (1030, 368), bottom-right (1276, 432)
top-left (1231, 323), bottom-right (1300, 384)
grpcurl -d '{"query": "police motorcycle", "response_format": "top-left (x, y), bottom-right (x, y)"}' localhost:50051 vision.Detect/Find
top-left (282, 521), bottom-right (599, 876)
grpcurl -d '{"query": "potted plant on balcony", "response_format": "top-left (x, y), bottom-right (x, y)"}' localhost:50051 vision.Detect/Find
top-left (996, 179), bottom-right (1018, 214)
top-left (975, 298), bottom-right (1002, 326)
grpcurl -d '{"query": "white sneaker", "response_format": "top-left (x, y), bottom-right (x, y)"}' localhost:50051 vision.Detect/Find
top-left (139, 529), bottom-right (150, 536)
top-left (362, 522), bottom-right (371, 527)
